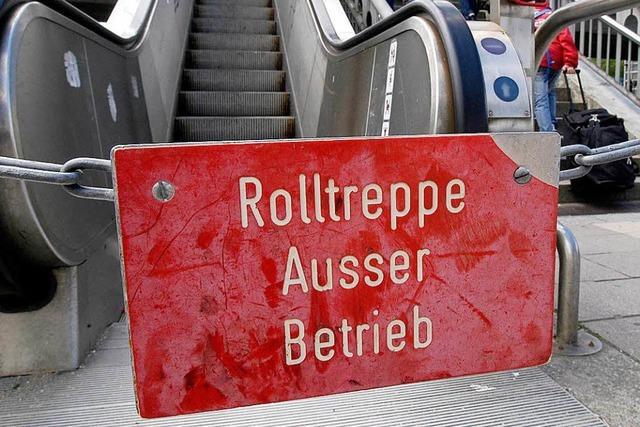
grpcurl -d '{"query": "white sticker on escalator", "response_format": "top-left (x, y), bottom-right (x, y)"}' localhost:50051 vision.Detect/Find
top-left (381, 121), bottom-right (390, 136)
top-left (388, 40), bottom-right (398, 67)
top-left (131, 76), bottom-right (140, 99)
top-left (107, 83), bottom-right (117, 122)
top-left (386, 67), bottom-right (395, 94)
top-left (64, 51), bottom-right (81, 88)
top-left (383, 94), bottom-right (393, 121)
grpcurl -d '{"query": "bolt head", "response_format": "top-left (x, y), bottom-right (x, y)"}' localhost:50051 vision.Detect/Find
top-left (514, 167), bottom-right (532, 185)
top-left (152, 180), bottom-right (175, 202)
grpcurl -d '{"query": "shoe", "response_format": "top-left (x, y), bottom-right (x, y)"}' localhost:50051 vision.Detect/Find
top-left (465, 12), bottom-right (476, 21)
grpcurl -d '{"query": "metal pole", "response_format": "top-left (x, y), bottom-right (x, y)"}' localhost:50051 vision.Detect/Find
top-left (555, 222), bottom-right (602, 356)
top-left (535, 0), bottom-right (640, 69)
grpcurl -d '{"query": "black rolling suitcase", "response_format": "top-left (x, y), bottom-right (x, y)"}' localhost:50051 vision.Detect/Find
top-left (557, 70), bottom-right (635, 192)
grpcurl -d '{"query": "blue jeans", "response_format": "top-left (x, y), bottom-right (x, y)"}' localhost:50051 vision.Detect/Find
top-left (459, 0), bottom-right (478, 19)
top-left (534, 68), bottom-right (561, 132)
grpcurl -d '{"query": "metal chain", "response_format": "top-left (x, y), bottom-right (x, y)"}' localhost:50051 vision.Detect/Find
top-left (0, 155), bottom-right (114, 201)
top-left (0, 139), bottom-right (638, 202)
top-left (560, 139), bottom-right (640, 181)
top-left (61, 158), bottom-right (115, 201)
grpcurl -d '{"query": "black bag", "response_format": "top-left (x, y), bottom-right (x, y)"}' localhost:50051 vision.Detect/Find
top-left (557, 70), bottom-right (635, 191)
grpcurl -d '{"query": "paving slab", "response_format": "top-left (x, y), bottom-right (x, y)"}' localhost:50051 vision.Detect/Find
top-left (579, 279), bottom-right (640, 321)
top-left (559, 202), bottom-right (640, 217)
top-left (580, 258), bottom-right (628, 282)
top-left (593, 221), bottom-right (640, 238)
top-left (558, 216), bottom-right (607, 229)
top-left (568, 224), bottom-right (624, 238)
top-left (585, 251), bottom-right (640, 278)
top-left (584, 316), bottom-right (640, 361)
top-left (572, 233), bottom-right (640, 255)
top-left (542, 343), bottom-right (640, 427)
top-left (591, 213), bottom-right (640, 223)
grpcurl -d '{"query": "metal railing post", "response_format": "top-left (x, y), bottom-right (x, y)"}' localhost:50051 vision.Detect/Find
top-left (534, 0), bottom-right (640, 69)
top-left (555, 222), bottom-right (603, 356)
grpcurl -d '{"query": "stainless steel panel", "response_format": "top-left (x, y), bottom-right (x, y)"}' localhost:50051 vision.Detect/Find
top-left (0, 232), bottom-right (123, 376)
top-left (0, 0), bottom-right (191, 376)
top-left (276, 0), bottom-right (455, 138)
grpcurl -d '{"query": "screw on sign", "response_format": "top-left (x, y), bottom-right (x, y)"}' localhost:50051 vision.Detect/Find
top-left (112, 134), bottom-right (559, 418)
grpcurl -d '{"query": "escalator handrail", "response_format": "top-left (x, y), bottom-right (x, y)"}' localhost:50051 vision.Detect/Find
top-left (309, 0), bottom-right (488, 133)
top-left (0, 0), bottom-right (155, 48)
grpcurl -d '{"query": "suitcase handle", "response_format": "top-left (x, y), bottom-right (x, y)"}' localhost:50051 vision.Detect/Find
top-left (563, 69), bottom-right (587, 113)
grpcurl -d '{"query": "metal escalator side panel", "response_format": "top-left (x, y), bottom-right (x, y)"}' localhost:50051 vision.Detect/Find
top-left (276, 0), bottom-right (488, 138)
top-left (138, 0), bottom-right (194, 142)
top-left (0, 0), bottom-right (149, 48)
top-left (0, 0), bottom-right (191, 374)
top-left (318, 23), bottom-right (453, 137)
top-left (0, 3), bottom-right (151, 268)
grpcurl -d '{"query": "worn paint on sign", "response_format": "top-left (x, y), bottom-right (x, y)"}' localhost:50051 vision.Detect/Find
top-left (113, 135), bottom-right (558, 418)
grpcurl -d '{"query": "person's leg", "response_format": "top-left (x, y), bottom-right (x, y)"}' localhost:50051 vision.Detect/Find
top-left (547, 69), bottom-right (561, 127)
top-left (459, 0), bottom-right (476, 19)
top-left (471, 0), bottom-right (479, 15)
top-left (534, 69), bottom-right (555, 132)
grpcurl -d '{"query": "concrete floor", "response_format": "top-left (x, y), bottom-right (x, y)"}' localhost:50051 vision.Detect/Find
top-left (544, 212), bottom-right (640, 427)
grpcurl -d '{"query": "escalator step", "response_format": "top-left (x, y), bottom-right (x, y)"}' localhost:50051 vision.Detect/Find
top-left (195, 5), bottom-right (274, 20)
top-left (197, 0), bottom-right (272, 6)
top-left (178, 91), bottom-right (290, 116)
top-left (190, 33), bottom-right (279, 51)
top-left (174, 117), bottom-right (294, 141)
top-left (186, 50), bottom-right (282, 70)
top-left (191, 18), bottom-right (276, 34)
top-left (181, 70), bottom-right (286, 92)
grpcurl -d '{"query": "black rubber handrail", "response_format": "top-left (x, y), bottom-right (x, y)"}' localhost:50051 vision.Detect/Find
top-left (310, 0), bottom-right (488, 133)
top-left (0, 0), bottom-right (155, 48)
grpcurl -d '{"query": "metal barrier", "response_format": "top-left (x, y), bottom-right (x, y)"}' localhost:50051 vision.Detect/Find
top-left (2, 140), bottom-right (639, 360)
top-left (555, 223), bottom-right (602, 356)
top-left (534, 0), bottom-right (639, 71)
top-left (553, 0), bottom-right (640, 100)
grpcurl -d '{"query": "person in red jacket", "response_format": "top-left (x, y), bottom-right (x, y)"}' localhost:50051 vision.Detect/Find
top-left (534, 4), bottom-right (580, 131)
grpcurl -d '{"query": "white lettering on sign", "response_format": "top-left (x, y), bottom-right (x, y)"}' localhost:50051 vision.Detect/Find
top-left (235, 171), bottom-right (461, 366)
top-left (284, 305), bottom-right (432, 365)
top-left (238, 174), bottom-right (466, 230)
top-left (282, 246), bottom-right (431, 296)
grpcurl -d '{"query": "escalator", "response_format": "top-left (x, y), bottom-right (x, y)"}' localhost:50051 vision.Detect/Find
top-left (0, 0), bottom-right (532, 377)
top-left (174, 0), bottom-right (295, 141)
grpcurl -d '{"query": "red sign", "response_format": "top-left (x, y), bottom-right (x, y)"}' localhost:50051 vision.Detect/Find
top-left (113, 135), bottom-right (558, 418)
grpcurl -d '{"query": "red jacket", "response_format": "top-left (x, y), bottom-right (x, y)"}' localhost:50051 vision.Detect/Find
top-left (535, 8), bottom-right (579, 70)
